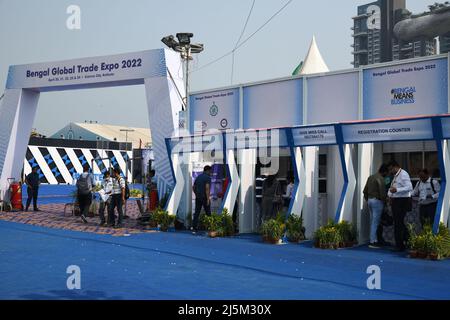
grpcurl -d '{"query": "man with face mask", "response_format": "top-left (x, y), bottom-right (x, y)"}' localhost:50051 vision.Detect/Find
top-left (411, 168), bottom-right (440, 228)
top-left (387, 160), bottom-right (413, 252)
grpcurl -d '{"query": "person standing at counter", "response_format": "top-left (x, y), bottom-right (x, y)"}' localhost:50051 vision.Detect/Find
top-left (192, 165), bottom-right (212, 233)
top-left (412, 169), bottom-right (440, 228)
top-left (363, 164), bottom-right (389, 249)
top-left (388, 160), bottom-right (413, 252)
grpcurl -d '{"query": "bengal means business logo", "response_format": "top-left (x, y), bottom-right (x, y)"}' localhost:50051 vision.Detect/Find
top-left (391, 87), bottom-right (416, 105)
top-left (209, 102), bottom-right (219, 116)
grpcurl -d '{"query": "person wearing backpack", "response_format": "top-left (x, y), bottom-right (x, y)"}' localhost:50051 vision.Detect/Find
top-left (109, 168), bottom-right (126, 228)
top-left (76, 166), bottom-right (94, 224)
top-left (412, 168), bottom-right (441, 228)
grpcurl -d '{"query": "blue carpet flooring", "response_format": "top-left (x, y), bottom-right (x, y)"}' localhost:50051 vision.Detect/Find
top-left (1, 220), bottom-right (450, 300)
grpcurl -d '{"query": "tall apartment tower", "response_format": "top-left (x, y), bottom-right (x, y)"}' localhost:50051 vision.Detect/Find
top-left (352, 0), bottom-right (437, 67)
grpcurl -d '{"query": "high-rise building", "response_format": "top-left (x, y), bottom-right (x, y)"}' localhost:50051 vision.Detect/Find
top-left (351, 0), bottom-right (438, 67)
top-left (440, 33), bottom-right (450, 54)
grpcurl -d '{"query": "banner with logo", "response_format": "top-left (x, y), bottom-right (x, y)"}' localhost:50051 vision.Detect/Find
top-left (291, 125), bottom-right (336, 146)
top-left (363, 58), bottom-right (448, 119)
top-left (342, 118), bottom-right (434, 144)
top-left (307, 72), bottom-right (359, 124)
top-left (6, 49), bottom-right (167, 90)
top-left (189, 88), bottom-right (240, 133)
top-left (243, 78), bottom-right (303, 129)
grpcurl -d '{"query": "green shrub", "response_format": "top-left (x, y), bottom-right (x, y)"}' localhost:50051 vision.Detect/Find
top-left (408, 223), bottom-right (450, 259)
top-left (314, 220), bottom-right (356, 249)
top-left (154, 208), bottom-right (175, 231)
top-left (260, 219), bottom-right (285, 243)
top-left (286, 214), bottom-right (306, 242)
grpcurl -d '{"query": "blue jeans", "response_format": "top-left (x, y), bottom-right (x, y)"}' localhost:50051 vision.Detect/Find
top-left (368, 198), bottom-right (384, 244)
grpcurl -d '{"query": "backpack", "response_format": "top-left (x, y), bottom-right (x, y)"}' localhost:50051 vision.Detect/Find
top-left (125, 182), bottom-right (130, 200)
top-left (77, 174), bottom-right (92, 195)
top-left (118, 176), bottom-right (130, 200)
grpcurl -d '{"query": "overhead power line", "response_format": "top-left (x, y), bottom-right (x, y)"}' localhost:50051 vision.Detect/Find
top-left (231, 0), bottom-right (256, 84)
top-left (191, 0), bottom-right (294, 74)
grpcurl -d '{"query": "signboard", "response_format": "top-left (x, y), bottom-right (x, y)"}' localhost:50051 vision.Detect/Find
top-left (189, 88), bottom-right (240, 133)
top-left (225, 129), bottom-right (289, 150)
top-left (441, 117), bottom-right (450, 139)
top-left (291, 125), bottom-right (336, 146)
top-left (342, 118), bottom-right (434, 144)
top-left (363, 58), bottom-right (448, 119)
top-left (243, 78), bottom-right (303, 129)
top-left (307, 72), bottom-right (359, 124)
top-left (6, 49), bottom-right (167, 90)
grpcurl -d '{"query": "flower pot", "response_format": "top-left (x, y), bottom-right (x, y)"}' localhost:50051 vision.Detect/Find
top-left (262, 236), bottom-right (280, 244)
top-left (409, 250), bottom-right (418, 258)
top-left (345, 242), bottom-right (354, 248)
top-left (159, 226), bottom-right (169, 232)
top-left (149, 221), bottom-right (158, 228)
top-left (208, 231), bottom-right (219, 238)
top-left (417, 251), bottom-right (427, 259)
top-left (428, 253), bottom-right (439, 260)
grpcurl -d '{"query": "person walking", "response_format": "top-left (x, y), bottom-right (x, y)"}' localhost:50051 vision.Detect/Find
top-left (261, 175), bottom-right (279, 221)
top-left (109, 168), bottom-right (126, 228)
top-left (387, 160), bottom-right (413, 252)
top-left (25, 167), bottom-right (41, 212)
top-left (363, 164), bottom-right (389, 248)
top-left (76, 166), bottom-right (94, 224)
top-left (98, 171), bottom-right (113, 226)
top-left (412, 168), bottom-right (440, 228)
top-left (192, 165), bottom-right (212, 233)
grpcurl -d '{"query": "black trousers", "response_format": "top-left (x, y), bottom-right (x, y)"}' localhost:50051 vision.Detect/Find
top-left (419, 202), bottom-right (437, 227)
top-left (391, 198), bottom-right (410, 250)
top-left (109, 194), bottom-right (124, 225)
top-left (193, 197), bottom-right (211, 230)
top-left (26, 187), bottom-right (39, 210)
top-left (78, 193), bottom-right (92, 217)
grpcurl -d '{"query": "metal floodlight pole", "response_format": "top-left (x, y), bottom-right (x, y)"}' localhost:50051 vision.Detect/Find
top-left (120, 128), bottom-right (134, 218)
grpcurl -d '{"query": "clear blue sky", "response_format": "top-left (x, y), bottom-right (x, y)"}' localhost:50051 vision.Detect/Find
top-left (0, 0), bottom-right (429, 135)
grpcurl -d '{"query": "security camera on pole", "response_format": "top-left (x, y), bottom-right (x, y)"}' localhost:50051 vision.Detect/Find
top-left (161, 33), bottom-right (203, 227)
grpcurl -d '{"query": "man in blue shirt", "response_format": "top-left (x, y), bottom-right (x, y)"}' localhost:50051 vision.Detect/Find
top-left (192, 165), bottom-right (212, 233)
top-left (25, 167), bottom-right (40, 211)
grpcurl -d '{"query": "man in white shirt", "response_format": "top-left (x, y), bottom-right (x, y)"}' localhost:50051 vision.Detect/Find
top-left (108, 168), bottom-right (126, 228)
top-left (98, 171), bottom-right (113, 226)
top-left (412, 168), bottom-right (440, 228)
top-left (387, 160), bottom-right (413, 252)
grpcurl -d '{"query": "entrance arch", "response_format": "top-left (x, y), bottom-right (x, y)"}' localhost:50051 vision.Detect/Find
top-left (0, 48), bottom-right (184, 197)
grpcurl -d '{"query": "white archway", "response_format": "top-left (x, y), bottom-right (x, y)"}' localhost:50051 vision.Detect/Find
top-left (0, 48), bottom-right (184, 197)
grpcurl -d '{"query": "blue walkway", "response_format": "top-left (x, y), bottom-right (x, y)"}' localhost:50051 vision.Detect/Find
top-left (1, 220), bottom-right (449, 300)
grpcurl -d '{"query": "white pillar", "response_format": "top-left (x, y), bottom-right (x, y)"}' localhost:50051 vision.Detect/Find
top-left (337, 144), bottom-right (356, 223)
top-left (357, 143), bottom-right (375, 243)
top-left (238, 149), bottom-right (256, 233)
top-left (303, 146), bottom-right (318, 239)
top-left (0, 89), bottom-right (40, 192)
top-left (165, 153), bottom-right (185, 216)
top-left (440, 140), bottom-right (450, 227)
top-left (223, 149), bottom-right (240, 216)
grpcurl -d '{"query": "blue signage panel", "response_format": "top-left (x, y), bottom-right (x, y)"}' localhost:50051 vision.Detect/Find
top-left (442, 117), bottom-right (450, 139)
top-left (363, 58), bottom-right (448, 119)
top-left (291, 125), bottom-right (336, 146)
top-left (243, 78), bottom-right (303, 129)
top-left (189, 88), bottom-right (240, 133)
top-left (342, 118), bottom-right (434, 144)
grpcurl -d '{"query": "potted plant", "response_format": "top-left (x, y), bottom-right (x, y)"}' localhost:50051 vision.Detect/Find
top-left (260, 219), bottom-right (284, 244)
top-left (154, 208), bottom-right (175, 232)
top-left (407, 224), bottom-right (418, 258)
top-left (416, 235), bottom-right (427, 259)
top-left (202, 213), bottom-right (223, 238)
top-left (285, 214), bottom-right (306, 243)
top-left (220, 208), bottom-right (234, 237)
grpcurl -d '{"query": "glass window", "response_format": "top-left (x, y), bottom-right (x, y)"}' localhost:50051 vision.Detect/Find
top-left (425, 152), bottom-right (440, 178)
top-left (408, 152), bottom-right (422, 179)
